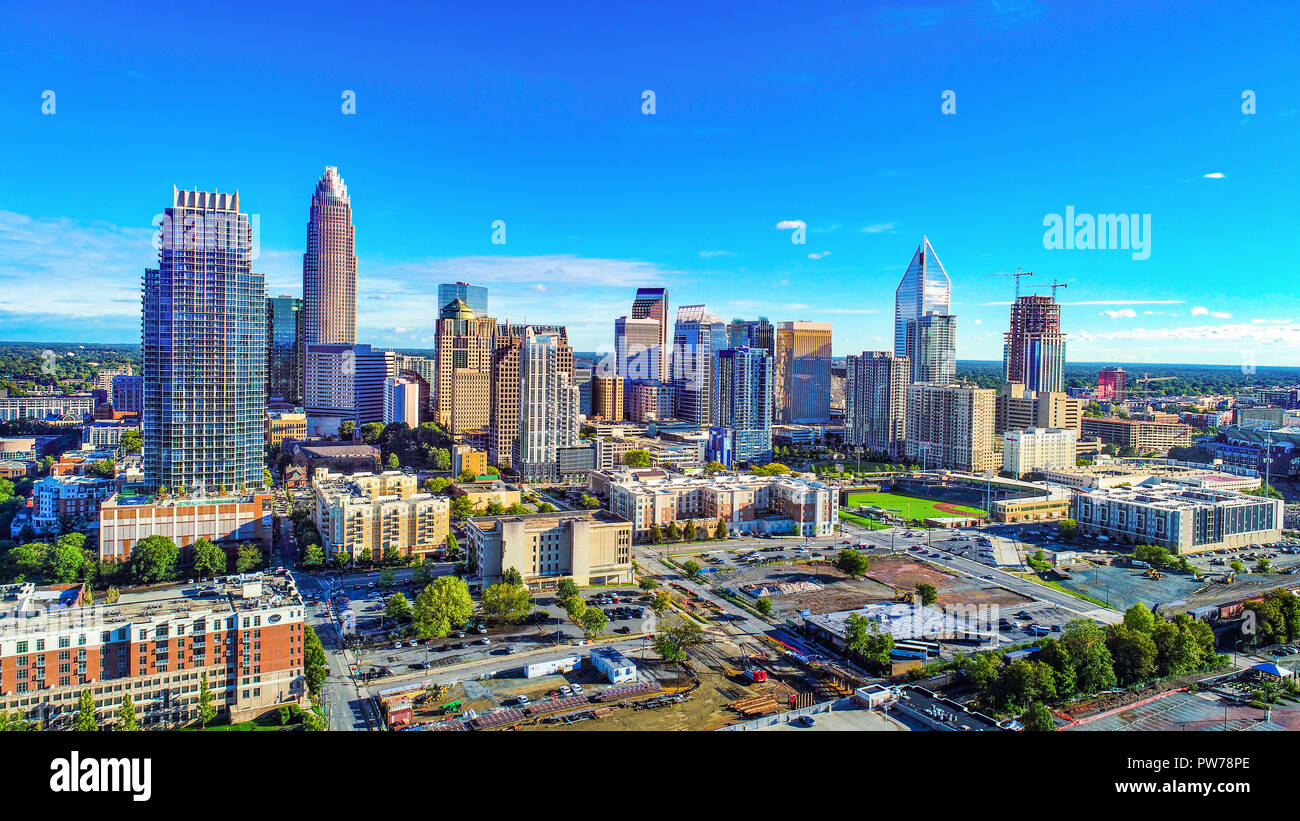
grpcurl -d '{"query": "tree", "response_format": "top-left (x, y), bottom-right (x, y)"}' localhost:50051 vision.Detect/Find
top-left (844, 613), bottom-right (894, 671)
top-left (379, 567), bottom-right (396, 588)
top-left (650, 590), bottom-right (672, 615)
top-left (235, 545), bottom-right (263, 573)
top-left (703, 460), bottom-right (727, 476)
top-left (115, 693), bottom-right (139, 731)
top-left (385, 592), bottom-right (413, 623)
top-left (450, 496), bottom-right (475, 521)
top-left (834, 548), bottom-right (870, 578)
top-left (916, 583), bottom-right (938, 606)
top-left (1106, 624), bottom-right (1158, 685)
top-left (485, 500), bottom-right (505, 515)
top-left (129, 535), bottom-right (179, 584)
top-left (1060, 620), bottom-right (1118, 694)
top-left (387, 453), bottom-right (401, 470)
top-left (666, 521), bottom-right (681, 541)
top-left (457, 468), bottom-right (478, 483)
top-left (756, 596), bottom-right (773, 616)
top-left (302, 544), bottom-right (325, 569)
top-left (120, 428), bottom-right (144, 455)
top-left (651, 621), bottom-right (705, 663)
top-left (580, 607), bottom-right (609, 638)
top-left (198, 673), bottom-right (216, 728)
top-left (682, 521), bottom-right (697, 541)
top-left (638, 577), bottom-right (659, 591)
top-left (483, 582), bottom-right (532, 624)
top-left (564, 595), bottom-right (588, 621)
top-left (303, 625), bottom-right (328, 695)
top-left (44, 535), bottom-right (87, 584)
top-left (556, 578), bottom-right (580, 602)
top-left (714, 518), bottom-right (728, 540)
top-left (1057, 518), bottom-right (1077, 540)
top-left (681, 560), bottom-right (702, 579)
top-left (339, 420), bottom-right (356, 440)
top-left (1123, 602), bottom-right (1155, 633)
top-left (361, 422), bottom-right (385, 444)
top-left (1021, 701), bottom-right (1057, 732)
top-left (1230, 559), bottom-right (1245, 574)
top-left (579, 494), bottom-right (601, 509)
top-left (413, 576), bottom-right (474, 638)
top-left (536, 502), bottom-right (555, 514)
top-left (648, 523), bottom-right (663, 544)
top-left (505, 502), bottom-right (529, 515)
top-left (748, 462), bottom-right (791, 476)
top-left (191, 537), bottom-right (226, 579)
top-left (424, 477), bottom-right (452, 494)
top-left (74, 689), bottom-right (98, 731)
top-left (623, 449), bottom-right (653, 468)
top-left (85, 459), bottom-right (116, 479)
top-left (502, 567), bottom-right (524, 587)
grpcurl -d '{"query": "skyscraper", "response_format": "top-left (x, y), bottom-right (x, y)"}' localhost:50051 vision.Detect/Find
top-left (631, 287), bottom-right (670, 383)
top-left (1097, 366), bottom-right (1127, 402)
top-left (905, 383), bottom-right (998, 473)
top-left (614, 316), bottom-right (664, 384)
top-left (671, 305), bottom-right (726, 427)
top-left (726, 317), bottom-right (775, 355)
top-left (904, 313), bottom-right (957, 385)
top-left (267, 295), bottom-right (302, 403)
top-left (516, 329), bottom-right (579, 481)
top-left (302, 166), bottom-right (357, 347)
top-left (710, 346), bottom-right (773, 466)
top-left (774, 321), bottom-right (832, 424)
top-left (894, 237), bottom-right (952, 358)
top-left (1003, 294), bottom-right (1066, 394)
top-left (143, 187), bottom-right (265, 492)
top-left (490, 323), bottom-right (570, 469)
top-left (844, 351), bottom-right (910, 458)
top-left (435, 298), bottom-right (496, 434)
top-left (437, 282), bottom-right (488, 320)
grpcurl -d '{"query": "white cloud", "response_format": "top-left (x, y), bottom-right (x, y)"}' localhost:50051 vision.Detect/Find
top-left (1203, 172), bottom-right (1226, 179)
top-left (1252, 318), bottom-right (1293, 324)
top-left (1211, 311), bottom-right (1231, 319)
top-left (1101, 309), bottom-right (1138, 319)
top-left (1075, 322), bottom-right (1300, 347)
top-left (860, 222), bottom-right (897, 234)
top-left (1191, 306), bottom-right (1209, 315)
top-left (807, 251), bottom-right (832, 260)
top-left (775, 220), bottom-right (805, 230)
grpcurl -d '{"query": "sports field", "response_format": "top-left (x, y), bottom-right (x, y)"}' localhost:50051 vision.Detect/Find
top-left (843, 490), bottom-right (987, 520)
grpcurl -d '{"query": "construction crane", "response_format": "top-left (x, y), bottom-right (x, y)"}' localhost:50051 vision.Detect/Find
top-left (1128, 371), bottom-right (1177, 396)
top-left (1035, 279), bottom-right (1068, 298)
top-left (989, 268), bottom-right (1034, 300)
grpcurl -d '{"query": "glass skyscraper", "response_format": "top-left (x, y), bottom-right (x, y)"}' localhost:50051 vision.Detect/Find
top-left (302, 166), bottom-right (357, 346)
top-left (437, 282), bottom-right (488, 318)
top-left (671, 304), bottom-right (726, 426)
top-left (893, 237), bottom-right (952, 357)
top-left (143, 187), bottom-right (266, 492)
top-left (267, 294), bottom-right (302, 403)
top-left (710, 346), bottom-right (773, 466)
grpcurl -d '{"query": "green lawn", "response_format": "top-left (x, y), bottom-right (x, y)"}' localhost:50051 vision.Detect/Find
top-left (843, 490), bottom-right (987, 520)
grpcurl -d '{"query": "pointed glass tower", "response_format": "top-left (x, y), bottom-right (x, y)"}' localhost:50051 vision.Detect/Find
top-left (893, 237), bottom-right (952, 356)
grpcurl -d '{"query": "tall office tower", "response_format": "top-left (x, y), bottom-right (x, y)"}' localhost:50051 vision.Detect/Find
top-left (111, 374), bottom-right (143, 415)
top-left (435, 298), bottom-right (496, 434)
top-left (396, 354), bottom-right (436, 418)
top-left (710, 347), bottom-right (773, 466)
top-left (302, 166), bottom-right (357, 347)
top-left (904, 383), bottom-right (998, 473)
top-left (490, 324), bottom-right (570, 469)
top-left (516, 329), bottom-right (579, 481)
top-left (353, 346), bottom-right (398, 425)
top-left (904, 313), bottom-right (958, 385)
top-left (844, 351), bottom-right (910, 458)
top-left (630, 287), bottom-right (670, 382)
top-left (1003, 294), bottom-right (1066, 394)
top-left (303, 343), bottom-right (358, 433)
top-left (774, 321), bottom-right (832, 424)
top-left (671, 305), bottom-right (726, 427)
top-left (143, 188), bottom-right (265, 491)
top-left (267, 295), bottom-right (303, 403)
top-left (437, 282), bottom-right (488, 320)
top-left (894, 237), bottom-right (952, 357)
top-left (614, 316), bottom-right (664, 383)
top-left (591, 374), bottom-right (625, 421)
top-left (397, 368), bottom-right (431, 424)
top-left (726, 317), bottom-right (775, 355)
top-left (384, 376), bottom-right (422, 425)
top-left (1097, 366), bottom-right (1127, 402)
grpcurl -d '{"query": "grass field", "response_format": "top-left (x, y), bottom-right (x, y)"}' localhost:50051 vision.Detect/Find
top-left (843, 490), bottom-right (987, 520)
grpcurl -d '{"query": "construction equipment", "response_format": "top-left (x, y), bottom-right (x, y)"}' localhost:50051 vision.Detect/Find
top-left (1035, 279), bottom-right (1069, 298)
top-left (989, 268), bottom-right (1034, 300)
top-left (1129, 372), bottom-right (1177, 395)
top-left (1144, 568), bottom-right (1163, 580)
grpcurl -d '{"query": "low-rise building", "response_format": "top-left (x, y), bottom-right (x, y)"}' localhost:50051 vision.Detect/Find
top-left (1002, 427), bottom-right (1078, 477)
top-left (1081, 416), bottom-right (1193, 454)
top-left (98, 490), bottom-right (274, 564)
top-left (1039, 458), bottom-right (1262, 492)
top-left (0, 395), bottom-right (95, 424)
top-left (449, 480), bottom-right (523, 513)
top-left (803, 602), bottom-right (998, 649)
top-left (451, 444), bottom-right (488, 477)
top-left (589, 647), bottom-right (637, 683)
top-left (312, 469), bottom-right (449, 562)
top-left (1072, 483), bottom-right (1282, 554)
top-left (291, 442), bottom-right (382, 476)
top-left (265, 410), bottom-right (308, 450)
top-left (465, 509), bottom-right (633, 588)
top-left (32, 474), bottom-right (119, 535)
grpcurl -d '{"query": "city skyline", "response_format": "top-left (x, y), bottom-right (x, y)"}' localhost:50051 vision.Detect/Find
top-left (2, 1), bottom-right (1297, 365)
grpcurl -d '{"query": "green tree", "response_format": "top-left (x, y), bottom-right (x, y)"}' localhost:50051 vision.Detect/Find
top-left (623, 449), bottom-right (653, 468)
top-left (413, 576), bottom-right (474, 638)
top-left (485, 500), bottom-right (505, 515)
top-left (681, 560), bottom-right (702, 579)
top-left (666, 521), bottom-right (681, 541)
top-left (191, 537), bottom-right (226, 579)
top-left (1106, 624), bottom-right (1159, 685)
top-left (682, 521), bottom-right (697, 540)
top-left (303, 625), bottom-right (327, 695)
top-left (120, 427), bottom-right (144, 455)
top-left (651, 620), bottom-right (705, 663)
top-left (714, 518), bottom-right (728, 540)
top-left (423, 477), bottom-right (452, 494)
top-left (581, 606), bottom-right (609, 637)
top-left (756, 596), bottom-right (773, 616)
top-left (834, 548), bottom-right (870, 578)
top-left (235, 544), bottom-right (263, 573)
top-left (457, 468), bottom-right (478, 483)
top-left (74, 689), bottom-right (98, 731)
top-left (1021, 701), bottom-right (1056, 732)
top-left (502, 566), bottom-right (523, 586)
top-left (1123, 602), bottom-right (1155, 633)
top-left (648, 523), bottom-right (663, 544)
top-left (44, 535), bottom-right (87, 584)
top-left (748, 462), bottom-right (791, 476)
top-left (339, 420), bottom-right (356, 440)
top-left (703, 460), bottom-right (727, 476)
top-left (1230, 559), bottom-right (1245, 574)
top-left (844, 613), bottom-right (894, 671)
top-left (1060, 620), bottom-right (1118, 694)
top-left (385, 592), bottom-right (413, 622)
top-left (638, 577), bottom-right (659, 591)
top-left (916, 583), bottom-right (938, 606)
top-left (115, 693), bottom-right (139, 731)
top-left (482, 582), bottom-right (532, 624)
top-left (1057, 518), bottom-right (1077, 540)
top-left (650, 590), bottom-right (672, 615)
top-left (197, 673), bottom-right (216, 728)
top-left (556, 578), bottom-right (580, 602)
top-left (536, 502), bottom-right (555, 514)
top-left (450, 496), bottom-right (475, 521)
top-left (387, 453), bottom-right (401, 470)
top-left (579, 494), bottom-right (601, 510)
top-left (302, 544), bottom-right (325, 569)
top-left (379, 567), bottom-right (396, 588)
top-left (129, 535), bottom-right (179, 584)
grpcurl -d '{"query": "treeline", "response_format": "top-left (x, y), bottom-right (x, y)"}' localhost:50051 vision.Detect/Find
top-left (0, 532), bottom-right (266, 590)
top-left (0, 343), bottom-right (138, 396)
top-left (956, 360), bottom-right (1300, 396)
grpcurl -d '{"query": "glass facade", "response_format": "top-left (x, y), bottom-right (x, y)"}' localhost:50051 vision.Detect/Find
top-left (267, 295), bottom-right (302, 402)
top-left (437, 282), bottom-right (488, 318)
top-left (893, 237), bottom-right (952, 357)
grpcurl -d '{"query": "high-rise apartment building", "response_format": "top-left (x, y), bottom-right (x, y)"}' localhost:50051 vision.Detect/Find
top-left (630, 287), bottom-right (670, 383)
top-left (995, 382), bottom-right (1083, 435)
top-left (267, 295), bottom-right (303, 403)
top-left (1003, 295), bottom-right (1066, 394)
top-left (516, 329), bottom-right (580, 481)
top-left (844, 351), bottom-right (910, 457)
top-left (353, 346), bottom-right (398, 426)
top-left (774, 321), bottom-right (832, 424)
top-left (904, 313), bottom-right (957, 385)
top-left (301, 166), bottom-right (357, 347)
top-left (726, 317), bottom-right (775, 355)
top-left (489, 324), bottom-right (570, 469)
top-left (1097, 366), bottom-right (1127, 402)
top-left (905, 383), bottom-right (998, 473)
top-left (111, 374), bottom-right (143, 416)
top-left (143, 188), bottom-right (266, 492)
top-left (591, 374), bottom-right (625, 422)
top-left (435, 298), bottom-right (496, 434)
top-left (894, 237), bottom-right (952, 357)
top-left (437, 282), bottom-right (488, 320)
top-left (671, 305), bottom-right (726, 427)
top-left (710, 347), bottom-right (773, 466)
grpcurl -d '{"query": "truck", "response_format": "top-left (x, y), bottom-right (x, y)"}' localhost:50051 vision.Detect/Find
top-left (743, 667), bottom-right (767, 683)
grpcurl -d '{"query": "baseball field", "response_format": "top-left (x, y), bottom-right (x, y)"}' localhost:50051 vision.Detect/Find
top-left (843, 490), bottom-right (987, 520)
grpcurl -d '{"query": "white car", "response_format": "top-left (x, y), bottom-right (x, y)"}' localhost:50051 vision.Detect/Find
top-left (559, 685), bottom-right (572, 696)
top-left (571, 683), bottom-right (584, 694)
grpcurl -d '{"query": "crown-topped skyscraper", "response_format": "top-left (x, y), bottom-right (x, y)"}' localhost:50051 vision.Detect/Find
top-left (302, 166), bottom-right (357, 347)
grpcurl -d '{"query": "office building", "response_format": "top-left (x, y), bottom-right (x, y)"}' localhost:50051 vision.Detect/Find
top-left (464, 509), bottom-right (633, 588)
top-left (591, 374), bottom-right (625, 422)
top-left (111, 375), bottom-right (143, 416)
top-left (710, 346), bottom-right (773, 466)
top-left (265, 410), bottom-right (307, 450)
top-left (1003, 295), bottom-right (1066, 394)
top-left (630, 287), bottom-right (670, 383)
top-left (0, 395), bottom-right (95, 424)
top-left (143, 188), bottom-right (266, 492)
top-left (893, 237), bottom-right (952, 357)
top-left (844, 351), bottom-right (909, 457)
top-left (614, 316), bottom-right (664, 385)
top-left (303, 343), bottom-right (357, 432)
top-left (1073, 483), bottom-right (1283, 555)
top-left (435, 298), bottom-right (496, 434)
top-left (1002, 427), bottom-right (1078, 477)
top-left (996, 382), bottom-right (1083, 435)
top-left (774, 321), bottom-right (832, 424)
top-left (450, 444), bottom-right (488, 478)
top-left (98, 490), bottom-right (274, 563)
top-left (626, 380), bottom-right (674, 424)
top-left (1081, 417), bottom-right (1194, 453)
top-left (311, 469), bottom-right (449, 562)
top-left (1097, 366), bottom-right (1126, 402)
top-left (383, 376), bottom-right (421, 426)
top-left (905, 383), bottom-right (998, 472)
top-left (903, 313), bottom-right (957, 385)
top-left (671, 305), bottom-right (726, 426)
top-left (726, 317), bottom-right (774, 355)
top-left (267, 295), bottom-right (303, 403)
top-left (301, 166), bottom-right (356, 347)
top-left (515, 329), bottom-right (580, 481)
top-left (437, 282), bottom-right (488, 320)
top-left (488, 324), bottom-right (570, 469)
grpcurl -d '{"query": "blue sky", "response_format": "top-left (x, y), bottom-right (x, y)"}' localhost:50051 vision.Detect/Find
top-left (0, 0), bottom-right (1297, 365)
